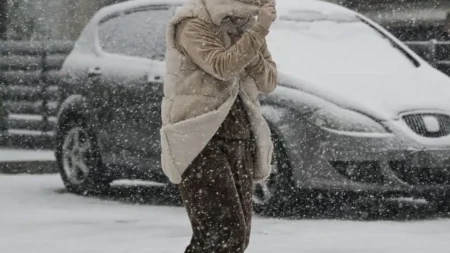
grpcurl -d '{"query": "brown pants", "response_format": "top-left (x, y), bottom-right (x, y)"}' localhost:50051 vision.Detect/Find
top-left (179, 137), bottom-right (254, 253)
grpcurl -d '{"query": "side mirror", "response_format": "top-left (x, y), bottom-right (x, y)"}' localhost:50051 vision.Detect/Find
top-left (147, 73), bottom-right (162, 84)
top-left (147, 73), bottom-right (163, 93)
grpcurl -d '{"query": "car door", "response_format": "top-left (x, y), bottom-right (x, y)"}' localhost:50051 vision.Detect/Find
top-left (94, 5), bottom-right (174, 175)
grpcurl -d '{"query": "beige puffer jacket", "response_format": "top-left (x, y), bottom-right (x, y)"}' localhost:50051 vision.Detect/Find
top-left (161, 0), bottom-right (278, 184)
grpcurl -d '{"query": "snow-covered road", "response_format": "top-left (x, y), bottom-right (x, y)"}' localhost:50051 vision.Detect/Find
top-left (1, 174), bottom-right (450, 253)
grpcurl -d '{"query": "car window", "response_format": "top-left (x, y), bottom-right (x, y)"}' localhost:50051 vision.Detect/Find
top-left (98, 6), bottom-right (174, 60)
top-left (98, 14), bottom-right (121, 50)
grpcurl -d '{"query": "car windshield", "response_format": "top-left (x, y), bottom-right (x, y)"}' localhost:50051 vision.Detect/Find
top-left (267, 10), bottom-right (418, 84)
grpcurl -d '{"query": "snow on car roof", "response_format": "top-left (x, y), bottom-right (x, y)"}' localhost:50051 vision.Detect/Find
top-left (97, 0), bottom-right (355, 17)
top-left (276, 0), bottom-right (355, 15)
top-left (96, 0), bottom-right (183, 17)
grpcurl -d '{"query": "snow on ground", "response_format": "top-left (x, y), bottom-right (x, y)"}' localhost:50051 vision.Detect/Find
top-left (1, 174), bottom-right (450, 253)
top-left (0, 149), bottom-right (55, 162)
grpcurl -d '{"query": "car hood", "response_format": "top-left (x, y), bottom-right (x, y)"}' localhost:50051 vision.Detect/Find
top-left (267, 15), bottom-right (450, 121)
top-left (279, 65), bottom-right (450, 121)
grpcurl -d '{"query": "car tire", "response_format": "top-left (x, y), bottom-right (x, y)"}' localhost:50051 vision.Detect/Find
top-left (56, 117), bottom-right (111, 195)
top-left (253, 134), bottom-right (297, 217)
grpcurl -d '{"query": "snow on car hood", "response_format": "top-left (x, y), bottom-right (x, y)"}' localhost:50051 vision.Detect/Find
top-left (277, 68), bottom-right (450, 121)
top-left (268, 10), bottom-right (450, 120)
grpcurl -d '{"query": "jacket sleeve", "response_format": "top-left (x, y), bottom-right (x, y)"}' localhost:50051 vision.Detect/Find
top-left (176, 19), bottom-right (269, 81)
top-left (245, 41), bottom-right (278, 94)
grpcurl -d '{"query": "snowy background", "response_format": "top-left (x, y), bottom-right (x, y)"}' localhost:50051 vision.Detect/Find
top-left (1, 0), bottom-right (450, 252)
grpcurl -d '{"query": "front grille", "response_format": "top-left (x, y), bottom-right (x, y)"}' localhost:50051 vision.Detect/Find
top-left (331, 161), bottom-right (385, 184)
top-left (403, 113), bottom-right (450, 138)
top-left (389, 161), bottom-right (450, 185)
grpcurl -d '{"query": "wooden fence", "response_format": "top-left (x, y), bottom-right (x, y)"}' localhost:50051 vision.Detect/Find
top-left (0, 41), bottom-right (73, 149)
top-left (0, 40), bottom-right (450, 150)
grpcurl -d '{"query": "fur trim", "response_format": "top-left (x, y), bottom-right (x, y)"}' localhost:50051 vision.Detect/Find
top-left (203, 0), bottom-right (261, 25)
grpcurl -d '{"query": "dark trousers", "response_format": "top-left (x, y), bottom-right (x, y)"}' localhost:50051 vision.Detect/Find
top-left (179, 137), bottom-right (254, 253)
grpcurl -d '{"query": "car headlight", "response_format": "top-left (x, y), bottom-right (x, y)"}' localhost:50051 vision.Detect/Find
top-left (309, 108), bottom-right (387, 133)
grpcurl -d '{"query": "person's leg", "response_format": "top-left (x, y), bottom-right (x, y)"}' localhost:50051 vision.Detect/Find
top-left (179, 139), bottom-right (248, 253)
top-left (179, 187), bottom-right (203, 253)
top-left (223, 139), bottom-right (255, 251)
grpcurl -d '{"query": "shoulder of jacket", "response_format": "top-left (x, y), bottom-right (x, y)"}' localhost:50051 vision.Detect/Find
top-left (183, 18), bottom-right (214, 31)
top-left (177, 18), bottom-right (219, 40)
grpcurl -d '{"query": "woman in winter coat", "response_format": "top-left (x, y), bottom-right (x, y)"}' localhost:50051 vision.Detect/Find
top-left (161, 0), bottom-right (278, 252)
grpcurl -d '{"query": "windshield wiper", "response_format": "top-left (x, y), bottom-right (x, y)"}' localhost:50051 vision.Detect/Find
top-left (359, 18), bottom-right (420, 68)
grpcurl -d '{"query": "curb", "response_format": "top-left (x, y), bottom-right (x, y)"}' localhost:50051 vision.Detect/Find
top-left (0, 161), bottom-right (57, 174)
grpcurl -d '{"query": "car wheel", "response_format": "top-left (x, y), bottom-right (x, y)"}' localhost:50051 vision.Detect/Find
top-left (56, 117), bottom-right (111, 195)
top-left (253, 136), bottom-right (297, 216)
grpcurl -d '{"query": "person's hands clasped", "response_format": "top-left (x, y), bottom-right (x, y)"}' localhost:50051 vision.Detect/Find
top-left (257, 1), bottom-right (277, 29)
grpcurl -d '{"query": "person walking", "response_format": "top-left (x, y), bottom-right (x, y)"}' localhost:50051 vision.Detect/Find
top-left (161, 0), bottom-right (278, 252)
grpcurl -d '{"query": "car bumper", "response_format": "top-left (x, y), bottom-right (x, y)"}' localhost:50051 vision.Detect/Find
top-left (282, 120), bottom-right (450, 197)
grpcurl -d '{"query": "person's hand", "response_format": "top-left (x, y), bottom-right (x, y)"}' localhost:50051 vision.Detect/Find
top-left (257, 1), bottom-right (277, 29)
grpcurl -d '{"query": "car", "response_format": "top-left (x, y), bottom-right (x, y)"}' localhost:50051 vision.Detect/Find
top-left (57, 0), bottom-right (450, 214)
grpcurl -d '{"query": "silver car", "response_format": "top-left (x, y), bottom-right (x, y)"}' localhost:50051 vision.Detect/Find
top-left (57, 0), bottom-right (450, 215)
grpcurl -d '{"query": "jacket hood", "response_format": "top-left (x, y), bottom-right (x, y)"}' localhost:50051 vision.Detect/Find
top-left (166, 0), bottom-right (268, 48)
top-left (203, 0), bottom-right (266, 25)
